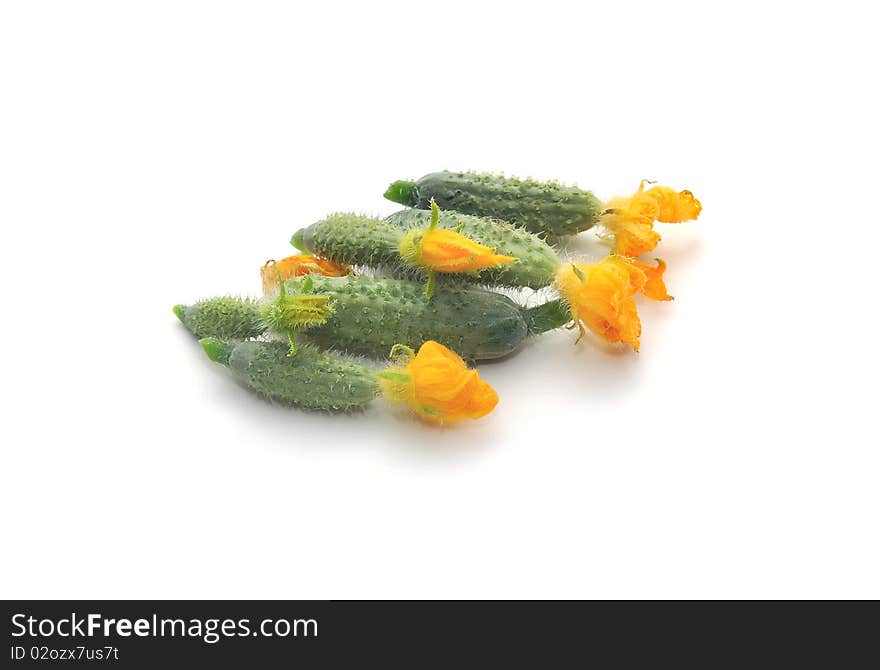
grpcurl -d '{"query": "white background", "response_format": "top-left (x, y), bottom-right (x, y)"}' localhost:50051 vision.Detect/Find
top-left (1, 1), bottom-right (877, 599)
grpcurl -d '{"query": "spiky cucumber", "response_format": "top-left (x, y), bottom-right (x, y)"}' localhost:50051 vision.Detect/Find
top-left (173, 298), bottom-right (265, 339)
top-left (384, 171), bottom-right (603, 237)
top-left (293, 274), bottom-right (527, 360)
top-left (292, 213), bottom-right (404, 269)
top-left (291, 210), bottom-right (560, 289)
top-left (175, 275), bottom-right (573, 360)
top-left (200, 338), bottom-right (380, 411)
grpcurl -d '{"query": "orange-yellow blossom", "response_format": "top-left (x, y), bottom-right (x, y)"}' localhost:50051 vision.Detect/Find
top-left (377, 341), bottom-right (499, 424)
top-left (400, 199), bottom-right (517, 300)
top-left (399, 198), bottom-right (515, 274)
top-left (554, 256), bottom-right (651, 350)
top-left (399, 227), bottom-right (515, 273)
top-left (261, 254), bottom-right (349, 295)
top-left (601, 181), bottom-right (702, 256)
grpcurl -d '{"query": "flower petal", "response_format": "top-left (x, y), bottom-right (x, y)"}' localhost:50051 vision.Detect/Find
top-left (645, 186), bottom-right (702, 222)
top-left (611, 222), bottom-right (660, 257)
top-left (631, 258), bottom-right (673, 301)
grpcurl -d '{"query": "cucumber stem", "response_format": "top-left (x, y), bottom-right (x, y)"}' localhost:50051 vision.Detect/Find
top-left (199, 337), bottom-right (234, 365)
top-left (522, 299), bottom-right (572, 336)
top-left (384, 180), bottom-right (417, 206)
top-left (290, 229), bottom-right (306, 252)
top-left (173, 304), bottom-right (186, 322)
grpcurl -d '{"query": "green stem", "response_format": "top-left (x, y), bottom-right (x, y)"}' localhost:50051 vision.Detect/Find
top-left (384, 180), bottom-right (417, 205)
top-left (199, 337), bottom-right (234, 365)
top-left (290, 229), bottom-right (306, 252)
top-left (425, 271), bottom-right (436, 301)
top-left (522, 299), bottom-right (572, 336)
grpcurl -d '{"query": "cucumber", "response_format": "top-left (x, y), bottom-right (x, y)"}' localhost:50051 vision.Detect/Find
top-left (384, 171), bottom-right (602, 237)
top-left (173, 298), bottom-right (265, 340)
top-left (175, 275), bottom-right (573, 361)
top-left (291, 213), bottom-right (404, 269)
top-left (200, 338), bottom-right (379, 411)
top-left (291, 210), bottom-right (560, 290)
top-left (294, 274), bottom-right (527, 360)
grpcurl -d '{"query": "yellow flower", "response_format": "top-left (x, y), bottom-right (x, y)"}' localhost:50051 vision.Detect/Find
top-left (399, 227), bottom-right (515, 273)
top-left (601, 181), bottom-right (701, 256)
top-left (377, 341), bottom-right (499, 424)
top-left (261, 265), bottom-right (337, 356)
top-left (261, 254), bottom-right (349, 295)
top-left (398, 200), bottom-right (515, 299)
top-left (554, 256), bottom-right (648, 351)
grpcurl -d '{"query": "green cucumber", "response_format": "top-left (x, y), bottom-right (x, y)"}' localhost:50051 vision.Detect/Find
top-left (173, 298), bottom-right (265, 340)
top-left (384, 171), bottom-right (603, 237)
top-left (291, 213), bottom-right (404, 269)
top-left (293, 274), bottom-right (527, 360)
top-left (291, 210), bottom-right (560, 290)
top-left (175, 275), bottom-right (573, 361)
top-left (200, 338), bottom-right (379, 411)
